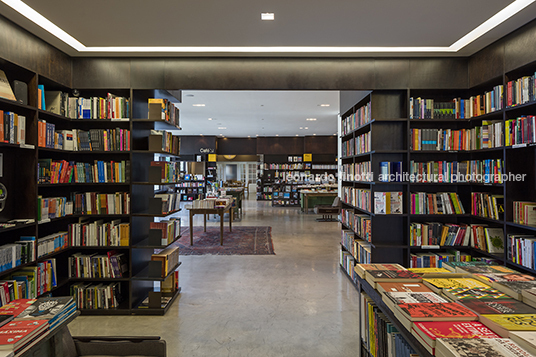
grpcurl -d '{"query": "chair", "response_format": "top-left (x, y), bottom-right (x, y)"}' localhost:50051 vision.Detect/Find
top-left (314, 196), bottom-right (341, 222)
top-left (60, 329), bottom-right (167, 357)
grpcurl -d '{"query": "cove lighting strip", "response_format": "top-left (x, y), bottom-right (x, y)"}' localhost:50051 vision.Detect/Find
top-left (2, 0), bottom-right (535, 53)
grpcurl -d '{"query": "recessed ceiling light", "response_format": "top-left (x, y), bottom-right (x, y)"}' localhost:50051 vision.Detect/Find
top-left (305, 127), bottom-right (308, 129)
top-left (192, 104), bottom-right (205, 107)
top-left (313, 134), bottom-right (316, 136)
top-left (261, 13), bottom-right (274, 21)
top-left (218, 127), bottom-right (227, 129)
top-left (319, 104), bottom-right (330, 107)
top-left (256, 134), bottom-right (259, 136)
top-left (208, 118), bottom-right (213, 120)
top-left (248, 135), bottom-right (251, 138)
top-left (333, 133), bottom-right (337, 135)
top-left (300, 127), bottom-right (303, 129)
top-left (295, 134), bottom-right (299, 136)
top-left (276, 134), bottom-right (279, 136)
top-left (306, 118), bottom-right (317, 121)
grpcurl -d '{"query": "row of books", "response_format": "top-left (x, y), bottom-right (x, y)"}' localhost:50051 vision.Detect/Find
top-left (361, 292), bottom-right (417, 357)
top-left (342, 101), bottom-right (371, 135)
top-left (68, 220), bottom-right (130, 247)
top-left (410, 192), bottom-right (465, 215)
top-left (341, 187), bottom-right (371, 212)
top-left (341, 230), bottom-right (354, 255)
top-left (42, 90), bottom-right (130, 120)
top-left (37, 159), bottom-right (130, 184)
top-left (509, 234), bottom-right (536, 271)
top-left (410, 122), bottom-right (503, 151)
top-left (272, 199), bottom-right (300, 206)
top-left (354, 262), bottom-right (536, 356)
top-left (409, 251), bottom-right (475, 268)
top-left (37, 232), bottom-right (68, 258)
top-left (513, 201), bottom-right (536, 226)
top-left (148, 98), bottom-right (179, 126)
top-left (505, 116), bottom-right (536, 146)
top-left (378, 161), bottom-right (403, 182)
top-left (340, 208), bottom-right (371, 241)
top-left (9, 259), bottom-right (57, 298)
top-left (311, 164), bottom-right (337, 170)
top-left (410, 86), bottom-right (504, 119)
top-left (409, 159), bottom-right (504, 184)
top-left (374, 192), bottom-right (404, 214)
top-left (149, 130), bottom-right (180, 155)
top-left (71, 282), bottom-right (122, 310)
top-left (150, 160), bottom-right (180, 183)
top-left (177, 182), bottom-right (204, 188)
top-left (342, 132), bottom-right (371, 157)
top-left (68, 251), bottom-right (127, 278)
top-left (151, 246), bottom-right (179, 278)
top-left (150, 218), bottom-right (181, 246)
top-left (356, 239), bottom-right (371, 264)
top-left (38, 122), bottom-right (131, 151)
top-left (507, 74), bottom-right (536, 107)
top-left (37, 192), bottom-right (131, 221)
top-left (340, 250), bottom-right (354, 278)
top-left (0, 242), bottom-right (30, 272)
top-left (470, 192), bottom-right (503, 221)
top-left (342, 162), bottom-right (372, 182)
top-left (153, 193), bottom-right (181, 214)
top-left (409, 222), bottom-right (504, 253)
top-left (0, 111), bottom-right (26, 146)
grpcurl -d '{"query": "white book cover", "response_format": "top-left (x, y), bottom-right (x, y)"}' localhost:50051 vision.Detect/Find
top-left (374, 192), bottom-right (386, 214)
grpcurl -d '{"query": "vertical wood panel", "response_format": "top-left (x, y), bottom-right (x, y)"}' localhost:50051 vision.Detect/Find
top-left (409, 58), bottom-right (468, 89)
top-left (468, 41), bottom-right (504, 88)
top-left (72, 58), bottom-right (130, 89)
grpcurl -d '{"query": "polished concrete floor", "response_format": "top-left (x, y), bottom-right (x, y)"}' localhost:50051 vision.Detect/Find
top-left (68, 197), bottom-right (360, 357)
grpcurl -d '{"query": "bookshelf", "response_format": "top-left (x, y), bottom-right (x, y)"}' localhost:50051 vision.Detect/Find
top-left (338, 63), bottom-right (536, 277)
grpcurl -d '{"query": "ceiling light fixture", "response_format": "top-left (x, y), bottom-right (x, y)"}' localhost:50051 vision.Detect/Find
top-left (296, 134), bottom-right (299, 136)
top-left (300, 127), bottom-right (303, 129)
top-left (313, 134), bottom-right (316, 136)
top-left (319, 104), bottom-right (330, 107)
top-left (208, 118), bottom-right (213, 120)
top-left (276, 134), bottom-right (279, 136)
top-left (306, 118), bottom-right (317, 121)
top-left (261, 13), bottom-right (275, 21)
top-left (218, 127), bottom-right (227, 129)
top-left (4, 0), bottom-right (534, 53)
top-left (192, 104), bottom-right (205, 107)
top-left (305, 127), bottom-right (308, 129)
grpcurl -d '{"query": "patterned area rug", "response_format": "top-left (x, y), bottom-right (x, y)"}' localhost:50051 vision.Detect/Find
top-left (173, 226), bottom-right (274, 255)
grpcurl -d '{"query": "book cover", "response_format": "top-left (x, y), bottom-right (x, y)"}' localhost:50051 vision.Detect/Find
top-left (377, 282), bottom-right (432, 294)
top-left (458, 265), bottom-right (518, 274)
top-left (0, 300), bottom-right (35, 318)
top-left (510, 332), bottom-right (536, 356)
top-left (475, 273), bottom-right (536, 283)
top-left (494, 281), bottom-right (536, 299)
top-left (384, 291), bottom-right (448, 304)
top-left (436, 338), bottom-right (534, 357)
top-left (0, 320), bottom-right (48, 350)
top-left (485, 227), bottom-right (505, 253)
top-left (424, 278), bottom-right (489, 290)
top-left (366, 270), bottom-right (421, 281)
top-left (15, 297), bottom-right (73, 321)
top-left (408, 267), bottom-right (451, 274)
top-left (0, 71), bottom-right (16, 102)
top-left (481, 314), bottom-right (536, 330)
top-left (413, 321), bottom-right (499, 340)
top-left (396, 302), bottom-right (477, 320)
top-left (460, 299), bottom-right (536, 315)
top-left (445, 286), bottom-right (510, 300)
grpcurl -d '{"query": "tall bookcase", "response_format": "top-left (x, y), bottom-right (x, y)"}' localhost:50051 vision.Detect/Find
top-left (339, 59), bottom-right (536, 279)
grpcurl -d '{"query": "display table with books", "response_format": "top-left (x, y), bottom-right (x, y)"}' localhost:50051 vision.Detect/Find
top-left (186, 198), bottom-right (233, 246)
top-left (349, 262), bottom-right (536, 357)
top-left (300, 190), bottom-right (338, 214)
top-left (0, 296), bottom-right (79, 357)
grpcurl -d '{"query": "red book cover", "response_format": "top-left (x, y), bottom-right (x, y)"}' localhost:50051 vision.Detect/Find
top-left (397, 302), bottom-right (477, 319)
top-left (0, 300), bottom-right (36, 318)
top-left (413, 321), bottom-right (499, 340)
top-left (0, 320), bottom-right (48, 348)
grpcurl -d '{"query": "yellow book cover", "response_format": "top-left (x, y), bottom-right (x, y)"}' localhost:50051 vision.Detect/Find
top-left (424, 278), bottom-right (489, 289)
top-left (482, 314), bottom-right (536, 331)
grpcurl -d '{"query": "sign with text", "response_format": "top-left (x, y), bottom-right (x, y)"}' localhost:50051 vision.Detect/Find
top-left (303, 153), bottom-right (312, 162)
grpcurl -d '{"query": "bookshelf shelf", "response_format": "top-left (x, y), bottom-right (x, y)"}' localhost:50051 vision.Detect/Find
top-left (38, 182), bottom-right (130, 187)
top-left (506, 221), bottom-right (536, 232)
top-left (70, 277), bottom-right (130, 282)
top-left (470, 215), bottom-right (504, 224)
top-left (506, 260), bottom-right (536, 275)
top-left (133, 287), bottom-right (181, 315)
top-left (0, 222), bottom-right (36, 234)
top-left (131, 235), bottom-right (182, 249)
top-left (505, 100), bottom-right (536, 112)
top-left (69, 246), bottom-right (130, 250)
top-left (132, 262), bottom-right (181, 281)
top-left (132, 182), bottom-right (182, 185)
top-left (370, 243), bottom-right (408, 249)
top-left (0, 96), bottom-right (36, 112)
top-left (38, 109), bottom-right (71, 122)
top-left (131, 209), bottom-right (182, 218)
top-left (132, 118), bottom-right (181, 130)
top-left (131, 150), bottom-right (180, 157)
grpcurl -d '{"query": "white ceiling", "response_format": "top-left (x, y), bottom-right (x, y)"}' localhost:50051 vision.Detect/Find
top-left (1, 0), bottom-right (536, 56)
top-left (162, 90), bottom-right (343, 137)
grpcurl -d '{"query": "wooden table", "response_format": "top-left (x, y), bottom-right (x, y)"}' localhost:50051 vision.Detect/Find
top-left (300, 191), bottom-right (338, 214)
top-left (187, 203), bottom-right (233, 245)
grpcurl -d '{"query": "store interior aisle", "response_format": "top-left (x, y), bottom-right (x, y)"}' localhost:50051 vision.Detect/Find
top-left (68, 198), bottom-right (360, 357)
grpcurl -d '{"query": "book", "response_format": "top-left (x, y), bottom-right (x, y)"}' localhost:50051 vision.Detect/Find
top-left (442, 260), bottom-right (493, 272)
top-left (423, 278), bottom-right (489, 293)
top-left (408, 267), bottom-right (467, 278)
top-left (456, 265), bottom-right (518, 274)
top-left (435, 338), bottom-right (533, 357)
top-left (0, 320), bottom-right (48, 351)
top-left (0, 71), bottom-right (15, 102)
top-left (493, 281), bottom-right (536, 300)
top-left (394, 302), bottom-right (477, 330)
top-left (485, 227), bottom-right (505, 253)
top-left (473, 273), bottom-right (536, 284)
top-left (522, 288), bottom-right (536, 308)
top-left (376, 282), bottom-right (432, 295)
top-left (0, 300), bottom-right (35, 318)
top-left (510, 332), bottom-right (536, 356)
top-left (354, 263), bottom-right (405, 279)
top-left (412, 321), bottom-right (499, 354)
top-left (479, 314), bottom-right (536, 337)
top-left (443, 286), bottom-right (510, 301)
top-left (459, 299), bottom-right (536, 315)
top-left (15, 297), bottom-right (74, 325)
top-left (365, 270), bottom-right (421, 288)
top-left (383, 291), bottom-right (448, 311)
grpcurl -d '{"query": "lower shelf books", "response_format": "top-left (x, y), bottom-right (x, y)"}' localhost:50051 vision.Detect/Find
top-left (340, 250), bottom-right (354, 279)
top-left (37, 232), bottom-right (68, 258)
top-left (68, 220), bottom-right (130, 246)
top-left (374, 192), bottom-right (403, 215)
top-left (153, 193), bottom-right (180, 214)
top-left (137, 295), bottom-right (172, 309)
top-left (409, 250), bottom-right (472, 268)
top-left (37, 159), bottom-right (130, 184)
top-left (0, 240), bottom-right (36, 272)
top-left (68, 251), bottom-right (127, 278)
top-left (151, 246), bottom-right (179, 278)
top-left (150, 219), bottom-right (181, 246)
top-left (10, 259), bottom-right (57, 299)
top-left (471, 192), bottom-right (504, 221)
top-left (513, 201), bottom-right (536, 226)
top-left (71, 282), bottom-right (122, 309)
top-left (356, 240), bottom-right (371, 264)
top-left (0, 320), bottom-right (48, 352)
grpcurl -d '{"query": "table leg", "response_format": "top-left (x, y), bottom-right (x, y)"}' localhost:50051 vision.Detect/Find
top-left (305, 195), bottom-right (309, 214)
top-left (189, 211), bottom-right (194, 246)
top-left (204, 213), bottom-right (207, 232)
top-left (220, 212), bottom-right (224, 246)
top-left (229, 208), bottom-right (233, 233)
